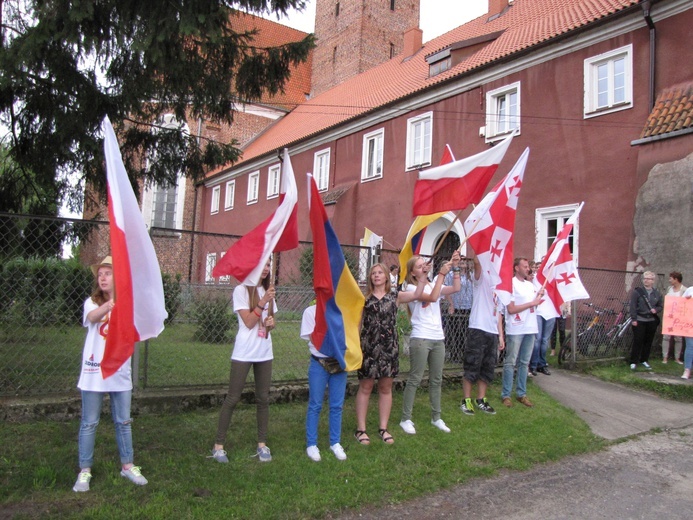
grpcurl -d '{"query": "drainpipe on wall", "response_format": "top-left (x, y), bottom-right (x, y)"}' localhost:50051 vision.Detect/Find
top-left (642, 0), bottom-right (656, 112)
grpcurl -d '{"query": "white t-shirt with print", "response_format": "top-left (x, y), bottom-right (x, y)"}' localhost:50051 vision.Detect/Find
top-left (505, 277), bottom-right (539, 335)
top-left (77, 298), bottom-right (133, 392)
top-left (405, 282), bottom-right (445, 341)
top-left (231, 284), bottom-right (277, 362)
top-left (469, 269), bottom-right (499, 335)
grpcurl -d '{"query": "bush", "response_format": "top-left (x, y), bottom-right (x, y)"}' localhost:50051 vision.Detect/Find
top-left (191, 294), bottom-right (236, 344)
top-left (0, 257), bottom-right (90, 326)
top-left (162, 273), bottom-right (182, 324)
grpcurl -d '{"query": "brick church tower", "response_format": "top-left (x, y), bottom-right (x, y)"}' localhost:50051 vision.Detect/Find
top-left (311, 0), bottom-right (421, 97)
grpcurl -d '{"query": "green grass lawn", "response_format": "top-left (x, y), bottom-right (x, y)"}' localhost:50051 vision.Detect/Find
top-left (582, 357), bottom-right (693, 402)
top-left (1, 319), bottom-right (414, 395)
top-left (0, 382), bottom-right (599, 519)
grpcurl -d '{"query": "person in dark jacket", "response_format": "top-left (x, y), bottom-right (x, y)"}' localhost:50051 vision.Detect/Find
top-left (629, 271), bottom-right (663, 370)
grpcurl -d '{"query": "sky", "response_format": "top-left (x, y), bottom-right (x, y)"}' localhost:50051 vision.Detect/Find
top-left (268, 0), bottom-right (489, 42)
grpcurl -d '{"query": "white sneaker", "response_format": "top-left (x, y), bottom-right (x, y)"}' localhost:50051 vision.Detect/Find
top-left (399, 420), bottom-right (416, 435)
top-left (630, 363), bottom-right (636, 370)
top-left (306, 445), bottom-right (321, 462)
top-left (120, 466), bottom-right (148, 486)
top-left (641, 362), bottom-right (652, 370)
top-left (431, 419), bottom-right (451, 433)
top-left (72, 470), bottom-right (91, 492)
top-left (330, 443), bottom-right (347, 461)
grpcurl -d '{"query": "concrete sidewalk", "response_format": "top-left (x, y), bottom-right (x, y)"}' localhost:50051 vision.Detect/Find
top-left (531, 368), bottom-right (693, 439)
top-left (336, 368), bottom-right (693, 520)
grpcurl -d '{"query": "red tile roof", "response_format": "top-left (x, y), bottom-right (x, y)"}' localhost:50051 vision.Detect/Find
top-left (220, 0), bottom-right (641, 174)
top-left (231, 12), bottom-right (312, 110)
top-left (640, 82), bottom-right (693, 138)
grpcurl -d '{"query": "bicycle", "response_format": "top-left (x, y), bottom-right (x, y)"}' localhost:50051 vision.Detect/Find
top-left (558, 299), bottom-right (632, 364)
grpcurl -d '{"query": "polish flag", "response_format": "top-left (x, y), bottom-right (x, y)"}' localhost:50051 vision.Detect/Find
top-left (213, 148), bottom-right (298, 285)
top-left (463, 147), bottom-right (529, 306)
top-left (399, 145), bottom-right (455, 284)
top-left (412, 132), bottom-right (514, 216)
top-left (102, 116), bottom-right (167, 379)
top-left (536, 202), bottom-right (589, 312)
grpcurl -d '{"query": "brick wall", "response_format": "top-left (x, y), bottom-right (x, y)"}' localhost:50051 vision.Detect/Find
top-left (311, 0), bottom-right (420, 96)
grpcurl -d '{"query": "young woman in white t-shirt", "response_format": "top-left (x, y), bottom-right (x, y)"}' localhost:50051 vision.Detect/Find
top-left (73, 256), bottom-right (147, 493)
top-left (211, 260), bottom-right (276, 463)
top-left (398, 252), bottom-right (460, 435)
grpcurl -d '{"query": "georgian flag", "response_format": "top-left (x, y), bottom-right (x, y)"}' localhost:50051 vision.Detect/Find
top-left (102, 116), bottom-right (167, 378)
top-left (536, 202), bottom-right (590, 311)
top-left (463, 147), bottom-right (529, 306)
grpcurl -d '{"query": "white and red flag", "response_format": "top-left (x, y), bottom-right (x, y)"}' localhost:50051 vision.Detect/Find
top-left (213, 148), bottom-right (298, 285)
top-left (412, 132), bottom-right (514, 216)
top-left (463, 147), bottom-right (529, 306)
top-left (102, 116), bottom-right (167, 379)
top-left (536, 202), bottom-right (589, 311)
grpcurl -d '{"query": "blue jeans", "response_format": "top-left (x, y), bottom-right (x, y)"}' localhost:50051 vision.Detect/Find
top-left (530, 317), bottom-right (556, 370)
top-left (306, 357), bottom-right (347, 447)
top-left (685, 337), bottom-right (693, 370)
top-left (78, 390), bottom-right (133, 469)
top-left (502, 334), bottom-right (535, 399)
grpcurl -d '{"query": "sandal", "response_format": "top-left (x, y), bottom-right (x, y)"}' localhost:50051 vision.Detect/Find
top-left (354, 430), bottom-right (370, 445)
top-left (378, 428), bottom-right (394, 445)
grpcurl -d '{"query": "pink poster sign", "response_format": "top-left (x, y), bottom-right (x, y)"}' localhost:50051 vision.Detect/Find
top-left (662, 295), bottom-right (693, 338)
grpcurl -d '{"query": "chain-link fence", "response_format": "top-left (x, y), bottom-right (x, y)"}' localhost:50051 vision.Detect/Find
top-left (0, 213), bottom-right (667, 397)
top-left (0, 213), bottom-right (413, 396)
top-left (557, 268), bottom-right (666, 368)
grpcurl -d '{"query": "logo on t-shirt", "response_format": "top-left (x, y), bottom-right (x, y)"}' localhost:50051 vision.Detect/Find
top-left (84, 353), bottom-right (100, 372)
top-left (99, 316), bottom-right (109, 339)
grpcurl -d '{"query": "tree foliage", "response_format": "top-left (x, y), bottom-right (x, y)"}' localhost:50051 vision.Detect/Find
top-left (0, 0), bottom-right (314, 212)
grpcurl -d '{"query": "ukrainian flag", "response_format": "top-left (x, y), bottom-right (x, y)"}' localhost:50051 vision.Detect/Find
top-left (308, 174), bottom-right (365, 371)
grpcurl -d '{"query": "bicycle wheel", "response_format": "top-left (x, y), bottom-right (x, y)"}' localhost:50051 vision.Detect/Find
top-left (558, 335), bottom-right (573, 365)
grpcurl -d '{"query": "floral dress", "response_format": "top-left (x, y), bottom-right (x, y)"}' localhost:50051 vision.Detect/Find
top-left (358, 291), bottom-right (399, 380)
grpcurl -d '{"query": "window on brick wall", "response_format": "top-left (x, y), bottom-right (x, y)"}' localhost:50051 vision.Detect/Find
top-left (247, 171), bottom-right (259, 204)
top-left (141, 113), bottom-right (187, 231)
top-left (210, 186), bottom-right (220, 214)
top-left (267, 163), bottom-right (280, 199)
top-left (485, 81), bottom-right (520, 140)
top-left (225, 180), bottom-right (235, 211)
top-left (205, 253), bottom-right (217, 284)
top-left (406, 112), bottom-right (432, 170)
top-left (361, 129), bottom-right (384, 181)
top-left (584, 45), bottom-right (633, 118)
top-left (313, 148), bottom-right (330, 192)
top-left (535, 204), bottom-right (580, 263)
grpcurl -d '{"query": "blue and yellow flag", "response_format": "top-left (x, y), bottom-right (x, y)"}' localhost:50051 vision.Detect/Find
top-left (308, 174), bottom-right (365, 371)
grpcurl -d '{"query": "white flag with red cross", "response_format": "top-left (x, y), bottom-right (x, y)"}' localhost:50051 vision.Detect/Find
top-left (463, 147), bottom-right (529, 306)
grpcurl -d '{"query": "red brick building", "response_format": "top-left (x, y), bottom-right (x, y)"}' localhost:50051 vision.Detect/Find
top-left (199, 0), bottom-right (693, 282)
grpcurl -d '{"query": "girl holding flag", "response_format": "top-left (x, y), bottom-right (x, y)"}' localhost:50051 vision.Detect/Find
top-left (399, 251), bottom-right (461, 435)
top-left (211, 259), bottom-right (276, 463)
top-left (73, 256), bottom-right (147, 492)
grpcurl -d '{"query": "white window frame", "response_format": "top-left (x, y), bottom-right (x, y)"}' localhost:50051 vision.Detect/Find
top-left (583, 44), bottom-right (633, 118)
top-left (247, 171), bottom-right (260, 205)
top-left (535, 204), bottom-right (581, 264)
top-left (313, 148), bottom-right (331, 192)
top-left (210, 186), bottom-right (220, 214)
top-left (140, 113), bottom-right (188, 230)
top-left (218, 252), bottom-right (230, 284)
top-left (406, 112), bottom-right (433, 170)
top-left (267, 163), bottom-right (281, 200)
top-left (224, 180), bottom-right (235, 211)
top-left (485, 81), bottom-right (521, 141)
top-left (205, 253), bottom-right (217, 284)
top-left (361, 128), bottom-right (384, 182)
